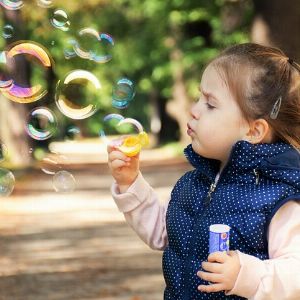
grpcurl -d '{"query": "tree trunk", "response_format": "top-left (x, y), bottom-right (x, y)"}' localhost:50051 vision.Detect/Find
top-left (166, 37), bottom-right (191, 146)
top-left (0, 8), bottom-right (31, 167)
top-left (251, 0), bottom-right (300, 61)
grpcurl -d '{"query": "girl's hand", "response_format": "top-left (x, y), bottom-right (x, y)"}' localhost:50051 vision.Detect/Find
top-left (197, 251), bottom-right (240, 293)
top-left (107, 144), bottom-right (140, 193)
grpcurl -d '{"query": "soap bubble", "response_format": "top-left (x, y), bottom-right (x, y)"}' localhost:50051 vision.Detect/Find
top-left (0, 51), bottom-right (13, 90)
top-left (0, 168), bottom-right (15, 197)
top-left (112, 78), bottom-right (135, 109)
top-left (0, 41), bottom-right (52, 103)
top-left (50, 9), bottom-right (70, 32)
top-left (100, 113), bottom-right (125, 146)
top-left (40, 152), bottom-right (68, 175)
top-left (65, 126), bottom-right (82, 141)
top-left (0, 143), bottom-right (8, 162)
top-left (0, 0), bottom-right (23, 10)
top-left (52, 170), bottom-right (76, 193)
top-left (25, 107), bottom-right (57, 140)
top-left (63, 39), bottom-right (77, 60)
top-left (72, 28), bottom-right (114, 63)
top-left (100, 114), bottom-right (149, 156)
top-left (2, 24), bottom-right (14, 39)
top-left (41, 157), bottom-right (61, 175)
top-left (55, 70), bottom-right (101, 120)
top-left (37, 0), bottom-right (53, 8)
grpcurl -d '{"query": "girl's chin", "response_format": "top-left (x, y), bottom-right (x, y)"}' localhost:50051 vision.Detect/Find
top-left (191, 142), bottom-right (202, 154)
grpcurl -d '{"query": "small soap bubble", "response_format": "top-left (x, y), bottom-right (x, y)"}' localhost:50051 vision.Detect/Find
top-left (37, 0), bottom-right (53, 8)
top-left (50, 9), bottom-right (70, 32)
top-left (0, 143), bottom-right (8, 162)
top-left (73, 28), bottom-right (114, 63)
top-left (55, 70), bottom-right (101, 120)
top-left (2, 24), bottom-right (14, 39)
top-left (25, 107), bottom-right (57, 140)
top-left (112, 78), bottom-right (135, 109)
top-left (100, 116), bottom-right (148, 157)
top-left (1, 41), bottom-right (52, 103)
top-left (41, 157), bottom-right (61, 175)
top-left (63, 39), bottom-right (77, 60)
top-left (0, 0), bottom-right (23, 10)
top-left (0, 168), bottom-right (15, 197)
top-left (65, 126), bottom-right (81, 141)
top-left (52, 170), bottom-right (75, 193)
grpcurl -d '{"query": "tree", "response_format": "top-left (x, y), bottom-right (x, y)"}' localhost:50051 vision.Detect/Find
top-left (0, 8), bottom-right (32, 167)
top-left (251, 0), bottom-right (300, 61)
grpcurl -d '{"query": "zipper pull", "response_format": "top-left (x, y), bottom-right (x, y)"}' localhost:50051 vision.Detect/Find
top-left (205, 182), bottom-right (216, 206)
top-left (253, 168), bottom-right (260, 185)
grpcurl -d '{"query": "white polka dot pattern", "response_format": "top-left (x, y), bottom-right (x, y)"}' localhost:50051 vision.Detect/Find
top-left (162, 141), bottom-right (300, 299)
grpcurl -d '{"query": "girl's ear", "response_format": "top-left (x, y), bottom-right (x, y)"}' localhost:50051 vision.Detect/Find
top-left (245, 119), bottom-right (272, 144)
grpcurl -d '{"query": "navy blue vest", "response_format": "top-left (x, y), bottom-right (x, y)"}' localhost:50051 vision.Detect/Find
top-left (163, 141), bottom-right (300, 299)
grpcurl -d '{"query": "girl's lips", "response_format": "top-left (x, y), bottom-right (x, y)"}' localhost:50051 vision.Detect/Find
top-left (187, 123), bottom-right (194, 136)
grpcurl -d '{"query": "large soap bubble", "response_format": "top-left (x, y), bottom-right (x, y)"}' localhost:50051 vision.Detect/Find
top-left (55, 70), bottom-right (101, 119)
top-left (0, 41), bottom-right (53, 103)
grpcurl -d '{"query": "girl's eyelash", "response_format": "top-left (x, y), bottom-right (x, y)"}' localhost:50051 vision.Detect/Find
top-left (206, 102), bottom-right (215, 109)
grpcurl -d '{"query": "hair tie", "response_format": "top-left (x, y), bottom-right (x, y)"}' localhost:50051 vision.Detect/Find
top-left (270, 96), bottom-right (282, 119)
top-left (288, 57), bottom-right (294, 64)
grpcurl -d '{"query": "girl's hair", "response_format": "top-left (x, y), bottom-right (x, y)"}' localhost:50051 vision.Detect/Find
top-left (211, 43), bottom-right (300, 150)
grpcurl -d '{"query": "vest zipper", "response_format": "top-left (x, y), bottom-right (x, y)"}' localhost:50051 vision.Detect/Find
top-left (204, 182), bottom-right (217, 206)
top-left (253, 168), bottom-right (260, 185)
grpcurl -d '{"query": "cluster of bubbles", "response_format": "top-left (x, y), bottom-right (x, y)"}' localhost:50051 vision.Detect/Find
top-left (0, 1), bottom-right (147, 197)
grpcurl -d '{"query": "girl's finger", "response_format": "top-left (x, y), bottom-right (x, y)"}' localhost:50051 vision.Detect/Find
top-left (197, 271), bottom-right (223, 283)
top-left (110, 159), bottom-right (129, 170)
top-left (198, 283), bottom-right (224, 293)
top-left (201, 261), bottom-right (222, 273)
top-left (207, 251), bottom-right (228, 263)
top-left (107, 144), bottom-right (115, 153)
top-left (109, 150), bottom-right (131, 162)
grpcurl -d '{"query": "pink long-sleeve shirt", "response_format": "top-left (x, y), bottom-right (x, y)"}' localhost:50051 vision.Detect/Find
top-left (111, 172), bottom-right (300, 299)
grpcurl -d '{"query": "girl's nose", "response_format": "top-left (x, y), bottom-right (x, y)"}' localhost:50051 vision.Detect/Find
top-left (190, 102), bottom-right (200, 119)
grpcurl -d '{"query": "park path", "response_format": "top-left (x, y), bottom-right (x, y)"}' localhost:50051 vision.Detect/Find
top-left (0, 156), bottom-right (190, 300)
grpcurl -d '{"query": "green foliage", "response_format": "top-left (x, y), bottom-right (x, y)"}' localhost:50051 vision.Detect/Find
top-left (0, 0), bottom-right (253, 140)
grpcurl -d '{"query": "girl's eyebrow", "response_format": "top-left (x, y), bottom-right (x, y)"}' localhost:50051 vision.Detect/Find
top-left (199, 86), bottom-right (219, 102)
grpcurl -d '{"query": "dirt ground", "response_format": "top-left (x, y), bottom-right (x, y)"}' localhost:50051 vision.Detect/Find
top-left (0, 158), bottom-right (191, 300)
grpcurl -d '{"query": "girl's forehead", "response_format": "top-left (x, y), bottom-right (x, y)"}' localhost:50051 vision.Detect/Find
top-left (201, 65), bottom-right (229, 93)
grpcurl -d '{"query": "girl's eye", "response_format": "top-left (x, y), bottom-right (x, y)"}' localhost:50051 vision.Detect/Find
top-left (206, 102), bottom-right (215, 110)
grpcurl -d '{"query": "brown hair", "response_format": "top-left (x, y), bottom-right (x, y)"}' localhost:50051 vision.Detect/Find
top-left (211, 43), bottom-right (300, 150)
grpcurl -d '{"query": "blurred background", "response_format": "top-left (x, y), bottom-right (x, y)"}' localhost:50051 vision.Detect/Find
top-left (0, 0), bottom-right (299, 299)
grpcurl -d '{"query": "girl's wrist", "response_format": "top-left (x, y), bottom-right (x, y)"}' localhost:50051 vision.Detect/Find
top-left (117, 173), bottom-right (139, 193)
top-left (118, 184), bottom-right (131, 193)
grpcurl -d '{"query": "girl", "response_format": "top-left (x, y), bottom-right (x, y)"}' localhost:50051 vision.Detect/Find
top-left (107, 43), bottom-right (300, 299)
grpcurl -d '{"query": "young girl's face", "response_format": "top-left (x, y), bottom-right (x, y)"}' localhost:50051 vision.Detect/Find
top-left (187, 64), bottom-right (250, 164)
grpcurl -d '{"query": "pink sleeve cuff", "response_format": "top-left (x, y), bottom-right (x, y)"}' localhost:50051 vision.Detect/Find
top-left (226, 251), bottom-right (266, 298)
top-left (111, 172), bottom-right (152, 213)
